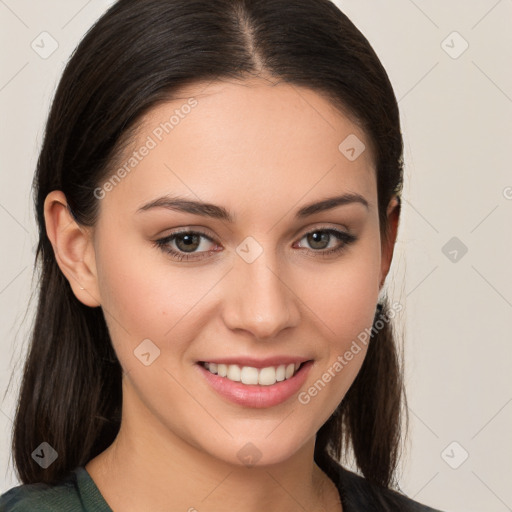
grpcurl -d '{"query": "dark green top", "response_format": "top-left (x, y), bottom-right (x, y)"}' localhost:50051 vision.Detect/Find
top-left (0, 463), bottom-right (444, 511)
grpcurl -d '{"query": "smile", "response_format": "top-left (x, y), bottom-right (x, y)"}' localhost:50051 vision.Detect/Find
top-left (200, 361), bottom-right (303, 386)
top-left (196, 360), bottom-right (314, 408)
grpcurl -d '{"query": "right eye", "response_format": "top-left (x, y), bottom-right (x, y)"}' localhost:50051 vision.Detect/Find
top-left (154, 230), bottom-right (221, 261)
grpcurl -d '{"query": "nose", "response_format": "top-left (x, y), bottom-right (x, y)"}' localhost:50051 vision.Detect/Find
top-left (221, 250), bottom-right (300, 340)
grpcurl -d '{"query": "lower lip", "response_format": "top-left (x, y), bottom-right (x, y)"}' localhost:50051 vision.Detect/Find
top-left (196, 361), bottom-right (314, 408)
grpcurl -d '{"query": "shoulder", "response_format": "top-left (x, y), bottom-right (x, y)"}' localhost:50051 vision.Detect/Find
top-left (0, 468), bottom-right (81, 512)
top-left (336, 464), bottom-right (446, 512)
top-left (0, 467), bottom-right (110, 512)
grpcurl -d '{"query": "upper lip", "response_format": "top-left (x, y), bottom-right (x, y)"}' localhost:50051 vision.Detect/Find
top-left (198, 356), bottom-right (312, 369)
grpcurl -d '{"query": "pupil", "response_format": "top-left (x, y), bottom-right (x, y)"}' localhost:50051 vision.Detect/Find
top-left (309, 231), bottom-right (328, 249)
top-left (177, 234), bottom-right (199, 252)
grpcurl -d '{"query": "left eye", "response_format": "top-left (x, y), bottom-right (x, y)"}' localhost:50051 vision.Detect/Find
top-left (296, 229), bottom-right (355, 251)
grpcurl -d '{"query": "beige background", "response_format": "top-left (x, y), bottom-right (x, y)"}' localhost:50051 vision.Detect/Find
top-left (1, 1), bottom-right (511, 511)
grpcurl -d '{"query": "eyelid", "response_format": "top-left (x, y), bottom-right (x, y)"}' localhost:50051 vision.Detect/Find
top-left (297, 222), bottom-right (351, 236)
top-left (154, 223), bottom-right (357, 262)
top-left (157, 226), bottom-right (215, 238)
top-left (163, 221), bottom-right (351, 236)
top-left (157, 223), bottom-right (352, 245)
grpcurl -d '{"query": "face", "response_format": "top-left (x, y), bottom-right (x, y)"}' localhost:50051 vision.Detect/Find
top-left (77, 78), bottom-right (395, 467)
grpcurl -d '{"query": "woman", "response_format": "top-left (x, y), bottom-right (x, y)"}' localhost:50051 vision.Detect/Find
top-left (0, 0), bottom-right (445, 510)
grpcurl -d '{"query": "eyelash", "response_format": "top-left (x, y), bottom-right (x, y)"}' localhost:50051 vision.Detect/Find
top-left (153, 227), bottom-right (358, 262)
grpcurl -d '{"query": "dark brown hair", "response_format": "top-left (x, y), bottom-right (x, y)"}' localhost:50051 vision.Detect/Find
top-left (9, 0), bottom-right (406, 497)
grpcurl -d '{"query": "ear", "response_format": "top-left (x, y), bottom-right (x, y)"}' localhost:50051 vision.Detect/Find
top-left (379, 194), bottom-right (401, 291)
top-left (44, 190), bottom-right (101, 307)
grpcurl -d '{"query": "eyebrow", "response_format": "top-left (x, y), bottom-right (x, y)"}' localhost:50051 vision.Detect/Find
top-left (136, 193), bottom-right (369, 222)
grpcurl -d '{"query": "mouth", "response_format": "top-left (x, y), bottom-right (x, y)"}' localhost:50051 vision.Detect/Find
top-left (195, 359), bottom-right (314, 408)
top-left (197, 360), bottom-right (309, 386)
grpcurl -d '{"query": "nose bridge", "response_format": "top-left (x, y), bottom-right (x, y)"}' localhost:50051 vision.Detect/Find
top-left (223, 241), bottom-right (299, 339)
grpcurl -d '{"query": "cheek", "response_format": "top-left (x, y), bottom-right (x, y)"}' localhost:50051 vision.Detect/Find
top-left (302, 235), bottom-right (381, 343)
top-left (94, 231), bottom-right (220, 363)
top-left (93, 231), bottom-right (170, 349)
top-left (297, 236), bottom-right (381, 406)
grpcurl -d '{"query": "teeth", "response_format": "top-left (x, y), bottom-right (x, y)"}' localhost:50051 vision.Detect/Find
top-left (227, 364), bottom-right (241, 382)
top-left (203, 362), bottom-right (302, 386)
top-left (276, 364), bottom-right (286, 382)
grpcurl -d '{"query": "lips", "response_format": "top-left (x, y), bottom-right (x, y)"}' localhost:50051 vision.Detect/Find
top-left (196, 355), bottom-right (311, 387)
top-left (196, 359), bottom-right (314, 408)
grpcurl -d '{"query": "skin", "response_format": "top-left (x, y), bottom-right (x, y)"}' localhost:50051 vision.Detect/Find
top-left (44, 77), bottom-right (399, 512)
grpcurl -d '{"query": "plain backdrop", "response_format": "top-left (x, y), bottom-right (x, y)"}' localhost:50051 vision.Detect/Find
top-left (1, 1), bottom-right (511, 511)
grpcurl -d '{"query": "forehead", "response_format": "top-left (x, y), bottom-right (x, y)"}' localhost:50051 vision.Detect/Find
top-left (102, 78), bottom-right (376, 217)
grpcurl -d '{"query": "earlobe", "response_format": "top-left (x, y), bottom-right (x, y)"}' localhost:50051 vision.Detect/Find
top-left (379, 194), bottom-right (401, 290)
top-left (43, 190), bottom-right (101, 307)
